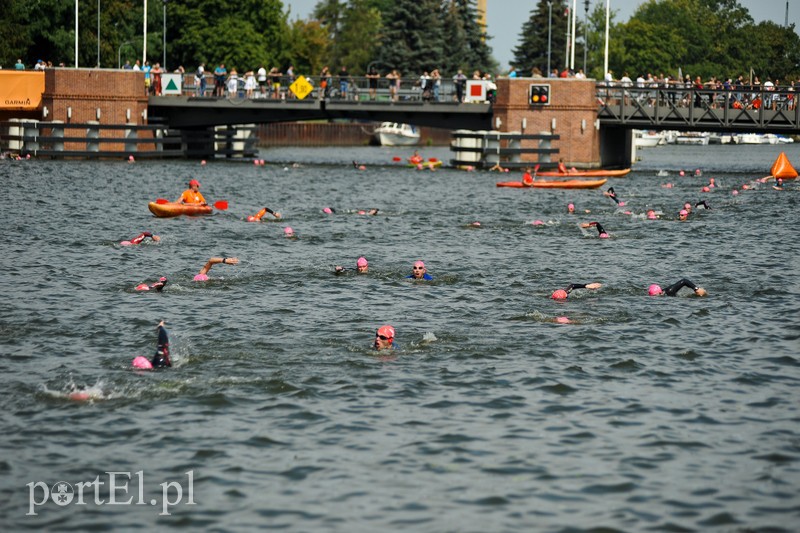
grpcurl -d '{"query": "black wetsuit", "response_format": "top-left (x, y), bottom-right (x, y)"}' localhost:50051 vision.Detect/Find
top-left (564, 283), bottom-right (588, 295)
top-left (588, 222), bottom-right (606, 235)
top-left (151, 325), bottom-right (171, 368)
top-left (662, 278), bottom-right (700, 296)
top-left (606, 187), bottom-right (621, 205)
top-left (694, 200), bottom-right (711, 210)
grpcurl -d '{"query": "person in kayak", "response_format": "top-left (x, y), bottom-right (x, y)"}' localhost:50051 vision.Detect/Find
top-left (407, 260), bottom-right (433, 280)
top-left (246, 206), bottom-right (281, 222)
top-left (121, 231), bottom-right (160, 246)
top-left (557, 158), bottom-right (568, 174)
top-left (550, 282), bottom-right (602, 299)
top-left (374, 324), bottom-right (398, 351)
top-left (179, 179), bottom-right (207, 205)
top-left (335, 256), bottom-right (369, 274)
top-left (580, 221), bottom-right (610, 238)
top-left (648, 279), bottom-right (707, 297)
top-left (194, 257), bottom-right (239, 281)
top-left (522, 167), bottom-right (535, 187)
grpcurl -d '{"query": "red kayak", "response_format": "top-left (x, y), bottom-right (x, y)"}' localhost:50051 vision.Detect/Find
top-left (533, 169), bottom-right (630, 178)
top-left (497, 178), bottom-right (608, 189)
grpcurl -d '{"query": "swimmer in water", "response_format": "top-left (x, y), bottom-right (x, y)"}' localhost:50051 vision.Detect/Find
top-left (121, 231), bottom-right (160, 246)
top-left (247, 206), bottom-right (281, 222)
top-left (648, 279), bottom-right (707, 297)
top-left (194, 257), bottom-right (239, 281)
top-left (678, 209), bottom-right (689, 221)
top-left (151, 320), bottom-right (172, 367)
top-left (695, 200), bottom-right (711, 210)
top-left (407, 260), bottom-right (433, 280)
top-left (773, 178), bottom-right (784, 191)
top-left (357, 208), bottom-right (379, 216)
top-left (335, 256), bottom-right (369, 274)
top-left (579, 221), bottom-right (610, 238)
top-left (374, 324), bottom-right (397, 351)
top-left (135, 277), bottom-right (167, 292)
top-left (550, 282), bottom-right (602, 300)
top-left (567, 203), bottom-right (575, 214)
top-left (322, 207), bottom-right (336, 214)
top-left (604, 186), bottom-right (624, 206)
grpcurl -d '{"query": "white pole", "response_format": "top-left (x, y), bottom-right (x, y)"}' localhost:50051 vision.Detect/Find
top-left (603, 0), bottom-right (610, 78)
top-left (75, 0), bottom-right (79, 68)
top-left (143, 0), bottom-right (148, 65)
top-left (564, 6), bottom-right (570, 69)
top-left (571, 0), bottom-right (577, 70)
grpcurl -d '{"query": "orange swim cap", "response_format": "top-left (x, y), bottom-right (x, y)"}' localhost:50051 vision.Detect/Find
top-left (551, 289), bottom-right (568, 300)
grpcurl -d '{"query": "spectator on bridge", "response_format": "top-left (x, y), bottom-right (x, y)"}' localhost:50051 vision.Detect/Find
top-left (257, 65), bottom-right (267, 97)
top-left (244, 70), bottom-right (257, 99)
top-left (15, 59), bottom-right (24, 70)
top-left (386, 70), bottom-right (400, 102)
top-left (195, 63), bottom-right (206, 96)
top-left (320, 66), bottom-right (331, 99)
top-left (214, 64), bottom-right (227, 97)
top-left (270, 67), bottom-right (282, 99)
top-left (227, 70), bottom-right (239, 98)
top-left (453, 69), bottom-right (467, 102)
top-left (367, 67), bottom-right (380, 100)
top-left (338, 66), bottom-right (350, 100)
top-left (143, 61), bottom-right (152, 95)
top-left (151, 63), bottom-right (163, 96)
top-left (431, 69), bottom-right (442, 101)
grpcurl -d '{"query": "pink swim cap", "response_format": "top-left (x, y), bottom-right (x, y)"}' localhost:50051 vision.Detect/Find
top-left (132, 356), bottom-right (153, 369)
top-left (357, 257), bottom-right (368, 267)
top-left (532, 220), bottom-right (544, 225)
top-left (284, 226), bottom-right (294, 235)
top-left (618, 201), bottom-right (626, 207)
top-left (695, 169), bottom-right (702, 175)
top-left (679, 209), bottom-right (688, 217)
top-left (377, 324), bottom-right (395, 339)
top-left (323, 207), bottom-right (333, 214)
top-left (135, 283), bottom-right (150, 291)
top-left (568, 203), bottom-right (575, 210)
top-left (648, 284), bottom-right (663, 296)
top-left (414, 260), bottom-right (425, 269)
top-left (120, 240), bottom-right (132, 246)
top-left (732, 189), bottom-right (738, 195)
top-left (599, 232), bottom-right (609, 238)
top-left (551, 289), bottom-right (568, 300)
top-left (201, 160), bottom-right (207, 166)
top-left (701, 186), bottom-right (710, 192)
top-left (647, 210), bottom-right (657, 219)
top-left (679, 170), bottom-right (685, 176)
top-left (555, 316), bottom-right (571, 324)
top-left (471, 221), bottom-right (481, 226)
top-left (193, 273), bottom-right (209, 282)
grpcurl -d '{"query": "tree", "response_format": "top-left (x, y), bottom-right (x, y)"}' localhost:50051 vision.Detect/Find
top-left (375, 0), bottom-right (445, 76)
top-left (284, 18), bottom-right (329, 76)
top-left (337, 0), bottom-right (382, 74)
top-left (511, 0), bottom-right (569, 76)
top-left (449, 0), bottom-right (495, 75)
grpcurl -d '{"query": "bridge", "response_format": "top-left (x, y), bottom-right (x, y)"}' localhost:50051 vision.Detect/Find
top-left (147, 84), bottom-right (800, 135)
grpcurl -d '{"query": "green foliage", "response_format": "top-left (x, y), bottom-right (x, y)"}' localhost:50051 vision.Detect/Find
top-left (375, 0), bottom-right (445, 75)
top-left (511, 0), bottom-right (570, 76)
top-left (285, 18), bottom-right (329, 76)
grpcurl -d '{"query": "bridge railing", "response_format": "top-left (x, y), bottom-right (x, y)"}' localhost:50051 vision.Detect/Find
top-left (596, 82), bottom-right (800, 131)
top-left (183, 74), bottom-right (467, 103)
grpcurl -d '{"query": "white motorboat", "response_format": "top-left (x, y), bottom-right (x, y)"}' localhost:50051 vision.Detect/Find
top-left (634, 130), bottom-right (665, 148)
top-left (674, 132), bottom-right (710, 145)
top-left (374, 122), bottom-right (420, 146)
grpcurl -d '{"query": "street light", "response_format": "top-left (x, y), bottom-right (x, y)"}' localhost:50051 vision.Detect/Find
top-left (547, 1), bottom-right (552, 77)
top-left (583, 0), bottom-right (589, 74)
top-left (162, 0), bottom-right (168, 70)
top-left (97, 0), bottom-right (101, 67)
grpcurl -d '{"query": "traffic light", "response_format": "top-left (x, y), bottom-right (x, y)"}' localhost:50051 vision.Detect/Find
top-left (530, 84), bottom-right (550, 106)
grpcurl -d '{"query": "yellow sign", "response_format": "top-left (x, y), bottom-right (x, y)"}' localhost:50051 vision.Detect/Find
top-left (0, 71), bottom-right (45, 110)
top-left (289, 75), bottom-right (313, 100)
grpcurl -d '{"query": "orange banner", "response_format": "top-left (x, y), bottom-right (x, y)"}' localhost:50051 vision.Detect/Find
top-left (0, 71), bottom-right (45, 110)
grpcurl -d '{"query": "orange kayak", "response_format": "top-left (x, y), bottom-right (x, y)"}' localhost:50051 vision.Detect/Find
top-left (148, 202), bottom-right (213, 218)
top-left (534, 169), bottom-right (630, 178)
top-left (497, 178), bottom-right (608, 189)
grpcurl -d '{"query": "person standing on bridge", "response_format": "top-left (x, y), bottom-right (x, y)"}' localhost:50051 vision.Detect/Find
top-left (214, 64), bottom-right (227, 97)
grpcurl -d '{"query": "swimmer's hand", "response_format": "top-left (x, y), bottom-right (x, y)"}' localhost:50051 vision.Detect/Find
top-left (158, 320), bottom-right (166, 328)
top-left (585, 283), bottom-right (602, 290)
top-left (694, 287), bottom-right (707, 297)
top-left (224, 257), bottom-right (239, 266)
top-left (273, 212), bottom-right (282, 219)
top-left (335, 266), bottom-right (345, 273)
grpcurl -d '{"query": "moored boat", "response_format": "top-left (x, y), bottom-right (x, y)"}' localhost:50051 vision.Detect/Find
top-left (374, 122), bottom-right (420, 146)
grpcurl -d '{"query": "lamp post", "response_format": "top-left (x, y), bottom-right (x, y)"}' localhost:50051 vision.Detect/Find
top-left (75, 0), bottom-right (79, 68)
top-left (547, 1), bottom-right (552, 77)
top-left (143, 0), bottom-right (148, 66)
top-left (603, 0), bottom-right (610, 80)
top-left (162, 0), bottom-right (168, 70)
top-left (97, 0), bottom-right (101, 67)
top-left (583, 0), bottom-right (589, 74)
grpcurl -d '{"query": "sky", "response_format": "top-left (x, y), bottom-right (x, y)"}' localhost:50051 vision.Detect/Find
top-left (282, 0), bottom-right (799, 70)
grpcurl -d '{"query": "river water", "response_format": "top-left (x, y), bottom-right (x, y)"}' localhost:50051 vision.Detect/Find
top-left (1, 143), bottom-right (798, 531)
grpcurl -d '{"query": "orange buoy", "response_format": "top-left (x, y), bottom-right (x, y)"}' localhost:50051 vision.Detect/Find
top-left (770, 152), bottom-right (798, 179)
